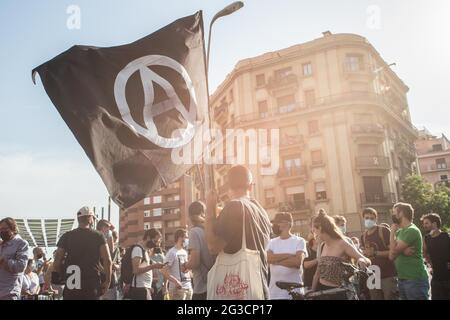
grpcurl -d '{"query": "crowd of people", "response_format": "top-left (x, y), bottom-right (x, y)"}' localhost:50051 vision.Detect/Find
top-left (1, 165), bottom-right (449, 300)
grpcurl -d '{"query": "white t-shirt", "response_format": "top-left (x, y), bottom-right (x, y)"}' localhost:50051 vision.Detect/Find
top-left (165, 247), bottom-right (192, 291)
top-left (22, 272), bottom-right (40, 295)
top-left (267, 235), bottom-right (308, 299)
top-left (131, 246), bottom-right (152, 289)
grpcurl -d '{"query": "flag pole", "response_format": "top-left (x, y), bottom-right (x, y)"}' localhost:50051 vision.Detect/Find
top-left (204, 1), bottom-right (244, 199)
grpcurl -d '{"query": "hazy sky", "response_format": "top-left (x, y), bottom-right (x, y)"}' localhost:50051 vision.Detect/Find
top-left (0, 0), bottom-right (449, 227)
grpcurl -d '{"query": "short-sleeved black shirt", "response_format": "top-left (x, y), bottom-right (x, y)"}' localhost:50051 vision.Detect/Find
top-left (57, 228), bottom-right (106, 288)
top-left (425, 232), bottom-right (450, 281)
top-left (214, 198), bottom-right (272, 299)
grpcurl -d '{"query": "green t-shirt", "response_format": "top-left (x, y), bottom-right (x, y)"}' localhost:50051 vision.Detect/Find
top-left (394, 224), bottom-right (428, 280)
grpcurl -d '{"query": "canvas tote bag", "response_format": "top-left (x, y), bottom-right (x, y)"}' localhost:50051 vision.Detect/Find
top-left (207, 197), bottom-right (265, 300)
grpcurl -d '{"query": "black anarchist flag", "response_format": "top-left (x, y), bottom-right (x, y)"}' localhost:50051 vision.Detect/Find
top-left (32, 11), bottom-right (208, 208)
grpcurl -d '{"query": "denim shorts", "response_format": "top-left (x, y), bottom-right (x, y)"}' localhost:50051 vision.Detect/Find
top-left (398, 278), bottom-right (430, 300)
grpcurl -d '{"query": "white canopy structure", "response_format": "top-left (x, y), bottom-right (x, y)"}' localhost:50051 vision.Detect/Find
top-left (16, 218), bottom-right (75, 248)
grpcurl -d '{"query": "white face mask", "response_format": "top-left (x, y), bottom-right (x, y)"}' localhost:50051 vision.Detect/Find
top-left (183, 238), bottom-right (189, 248)
top-left (364, 219), bottom-right (376, 229)
top-left (340, 226), bottom-right (347, 234)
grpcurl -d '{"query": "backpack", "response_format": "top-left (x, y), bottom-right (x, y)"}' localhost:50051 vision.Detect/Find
top-left (120, 244), bottom-right (146, 286)
top-left (362, 226), bottom-right (388, 251)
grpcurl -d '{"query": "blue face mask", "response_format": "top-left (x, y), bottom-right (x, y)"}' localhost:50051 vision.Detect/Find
top-left (364, 219), bottom-right (376, 229)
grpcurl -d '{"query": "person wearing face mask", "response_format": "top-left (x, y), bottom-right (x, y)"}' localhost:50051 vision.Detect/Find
top-left (126, 229), bottom-right (165, 300)
top-left (0, 217), bottom-right (29, 300)
top-left (360, 207), bottom-right (398, 300)
top-left (181, 201), bottom-right (215, 300)
top-left (420, 213), bottom-right (450, 300)
top-left (267, 213), bottom-right (308, 299)
top-left (162, 229), bottom-right (193, 300)
top-left (389, 202), bottom-right (429, 300)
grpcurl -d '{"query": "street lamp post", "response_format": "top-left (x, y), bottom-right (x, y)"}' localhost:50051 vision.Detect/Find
top-left (203, 1), bottom-right (244, 196)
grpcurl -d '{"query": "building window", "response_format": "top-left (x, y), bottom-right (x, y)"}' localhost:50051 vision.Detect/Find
top-left (153, 221), bottom-right (162, 229)
top-left (173, 195), bottom-right (180, 201)
top-left (284, 157), bottom-right (301, 169)
top-left (286, 186), bottom-right (306, 209)
top-left (345, 54), bottom-right (364, 72)
top-left (144, 223), bottom-right (151, 230)
top-left (274, 67), bottom-right (293, 80)
top-left (153, 208), bottom-right (162, 216)
top-left (174, 220), bottom-right (181, 227)
top-left (315, 182), bottom-right (327, 200)
top-left (256, 74), bottom-right (265, 87)
top-left (258, 100), bottom-right (269, 118)
top-left (277, 94), bottom-right (296, 113)
top-left (153, 196), bottom-right (162, 204)
top-left (264, 189), bottom-right (275, 206)
top-left (304, 90), bottom-right (315, 107)
top-left (143, 197), bottom-right (151, 205)
top-left (436, 158), bottom-right (447, 169)
top-left (441, 175), bottom-right (448, 181)
top-left (303, 63), bottom-right (313, 76)
top-left (308, 120), bottom-right (319, 135)
top-left (311, 150), bottom-right (323, 165)
top-left (144, 210), bottom-right (151, 218)
top-left (432, 144), bottom-right (443, 152)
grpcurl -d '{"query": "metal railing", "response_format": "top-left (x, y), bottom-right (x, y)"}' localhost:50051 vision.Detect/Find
top-left (277, 166), bottom-right (307, 178)
top-left (356, 156), bottom-right (390, 169)
top-left (233, 91), bottom-right (417, 133)
top-left (279, 200), bottom-right (311, 212)
top-left (361, 192), bottom-right (396, 205)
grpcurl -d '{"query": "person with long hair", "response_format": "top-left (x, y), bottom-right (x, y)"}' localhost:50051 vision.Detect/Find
top-left (312, 209), bottom-right (371, 298)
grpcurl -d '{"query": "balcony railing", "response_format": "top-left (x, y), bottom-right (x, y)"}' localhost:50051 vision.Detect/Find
top-left (277, 166), bottom-right (307, 178)
top-left (425, 163), bottom-right (448, 172)
top-left (279, 200), bottom-right (311, 212)
top-left (361, 193), bottom-right (396, 205)
top-left (233, 91), bottom-right (417, 133)
top-left (356, 156), bottom-right (390, 170)
top-left (351, 123), bottom-right (384, 135)
top-left (280, 135), bottom-right (304, 147)
top-left (266, 73), bottom-right (299, 90)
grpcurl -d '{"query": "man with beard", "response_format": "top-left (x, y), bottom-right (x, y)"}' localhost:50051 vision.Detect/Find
top-left (0, 217), bottom-right (29, 300)
top-left (421, 213), bottom-right (450, 300)
top-left (389, 202), bottom-right (429, 300)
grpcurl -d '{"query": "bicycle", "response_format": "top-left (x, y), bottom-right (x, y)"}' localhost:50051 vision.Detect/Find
top-left (276, 262), bottom-right (373, 300)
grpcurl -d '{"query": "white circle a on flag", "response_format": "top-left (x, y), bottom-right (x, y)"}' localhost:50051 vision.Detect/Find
top-left (114, 55), bottom-right (198, 149)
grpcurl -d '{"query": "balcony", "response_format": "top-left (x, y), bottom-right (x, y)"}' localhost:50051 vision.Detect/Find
top-left (423, 163), bottom-right (448, 173)
top-left (280, 135), bottom-right (305, 149)
top-left (215, 102), bottom-right (228, 123)
top-left (266, 74), bottom-right (299, 91)
top-left (277, 166), bottom-right (307, 179)
top-left (361, 193), bottom-right (396, 206)
top-left (279, 200), bottom-right (311, 212)
top-left (356, 156), bottom-right (390, 171)
top-left (351, 123), bottom-right (385, 143)
top-left (233, 91), bottom-right (416, 135)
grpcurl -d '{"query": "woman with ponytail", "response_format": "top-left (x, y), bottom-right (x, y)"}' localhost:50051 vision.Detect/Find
top-left (311, 209), bottom-right (371, 298)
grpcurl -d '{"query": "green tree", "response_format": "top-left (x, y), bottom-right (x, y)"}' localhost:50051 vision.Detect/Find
top-left (400, 175), bottom-right (450, 229)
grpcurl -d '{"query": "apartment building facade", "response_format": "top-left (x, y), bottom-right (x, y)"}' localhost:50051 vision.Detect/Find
top-left (209, 32), bottom-right (418, 237)
top-left (119, 174), bottom-right (193, 249)
top-left (416, 129), bottom-right (450, 188)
